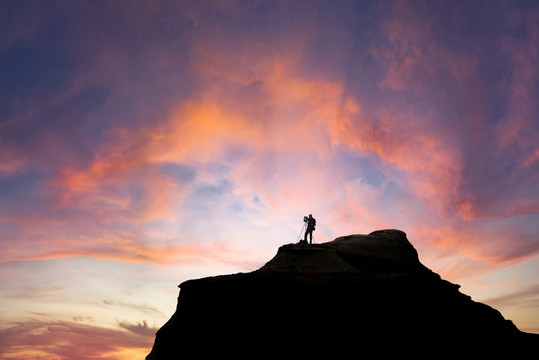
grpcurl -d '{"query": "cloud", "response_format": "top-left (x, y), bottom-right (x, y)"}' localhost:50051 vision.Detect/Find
top-left (103, 299), bottom-right (165, 318)
top-left (118, 320), bottom-right (158, 337)
top-left (0, 318), bottom-right (153, 360)
top-left (0, 147), bottom-right (26, 175)
top-left (357, 1), bottom-right (539, 222)
top-left (486, 284), bottom-right (539, 310)
top-left (330, 104), bottom-right (463, 217)
top-left (0, 29), bottom-right (356, 264)
top-left (0, 239), bottom-right (258, 271)
top-left (484, 282), bottom-right (539, 332)
top-left (1, 3), bottom-right (539, 358)
top-left (1, 0), bottom-right (537, 273)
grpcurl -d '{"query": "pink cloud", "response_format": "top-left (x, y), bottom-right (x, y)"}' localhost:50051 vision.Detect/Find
top-left (2, 3), bottom-right (538, 358)
top-left (0, 237), bottom-right (258, 271)
top-left (5, 2), bottom-right (534, 272)
top-left (0, 318), bottom-right (154, 360)
top-left (0, 151), bottom-right (26, 175)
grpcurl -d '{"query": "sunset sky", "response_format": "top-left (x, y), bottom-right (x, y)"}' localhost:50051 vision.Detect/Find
top-left (1, 1), bottom-right (538, 358)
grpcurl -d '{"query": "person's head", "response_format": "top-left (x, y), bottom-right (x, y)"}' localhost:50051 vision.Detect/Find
top-left (309, 214), bottom-right (312, 218)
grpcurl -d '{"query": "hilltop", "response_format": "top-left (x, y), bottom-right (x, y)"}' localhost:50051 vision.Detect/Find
top-left (146, 230), bottom-right (538, 358)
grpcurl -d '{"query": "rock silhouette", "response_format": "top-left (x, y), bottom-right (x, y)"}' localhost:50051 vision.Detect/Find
top-left (146, 230), bottom-right (538, 358)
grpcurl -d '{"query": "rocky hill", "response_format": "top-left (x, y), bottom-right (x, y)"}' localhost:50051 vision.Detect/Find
top-left (146, 230), bottom-right (538, 358)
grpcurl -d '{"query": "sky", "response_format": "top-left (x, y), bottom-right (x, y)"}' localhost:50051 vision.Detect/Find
top-left (0, 0), bottom-right (538, 358)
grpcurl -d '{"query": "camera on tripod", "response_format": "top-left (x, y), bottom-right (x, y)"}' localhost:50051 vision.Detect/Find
top-left (303, 216), bottom-right (309, 222)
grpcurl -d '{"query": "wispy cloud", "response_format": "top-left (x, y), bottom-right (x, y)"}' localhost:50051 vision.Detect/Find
top-left (0, 318), bottom-right (153, 360)
top-left (486, 284), bottom-right (539, 310)
top-left (118, 320), bottom-right (158, 337)
top-left (0, 0), bottom-right (537, 271)
top-left (103, 299), bottom-right (166, 318)
top-left (1, 1), bottom-right (538, 358)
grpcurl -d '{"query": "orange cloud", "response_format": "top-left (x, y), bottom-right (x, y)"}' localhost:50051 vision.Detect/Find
top-left (39, 27), bottom-right (468, 270)
top-left (0, 235), bottom-right (258, 271)
top-left (0, 318), bottom-right (154, 360)
top-left (51, 45), bottom-right (353, 216)
top-left (53, 126), bottom-right (183, 225)
top-left (10, 0), bottom-right (534, 274)
top-left (330, 104), bottom-right (463, 217)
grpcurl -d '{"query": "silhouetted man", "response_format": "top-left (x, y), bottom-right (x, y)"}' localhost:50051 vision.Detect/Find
top-left (304, 214), bottom-right (316, 244)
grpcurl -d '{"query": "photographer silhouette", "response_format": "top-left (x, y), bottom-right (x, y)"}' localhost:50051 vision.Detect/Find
top-left (303, 214), bottom-right (316, 244)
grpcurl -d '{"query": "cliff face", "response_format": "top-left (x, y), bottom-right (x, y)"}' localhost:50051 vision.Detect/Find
top-left (146, 230), bottom-right (538, 358)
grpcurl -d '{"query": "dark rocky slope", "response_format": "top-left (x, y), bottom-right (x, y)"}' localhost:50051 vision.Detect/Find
top-left (146, 230), bottom-right (538, 358)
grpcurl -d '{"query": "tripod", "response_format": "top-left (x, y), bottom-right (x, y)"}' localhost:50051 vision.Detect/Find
top-left (297, 221), bottom-right (315, 244)
top-left (297, 222), bottom-right (306, 243)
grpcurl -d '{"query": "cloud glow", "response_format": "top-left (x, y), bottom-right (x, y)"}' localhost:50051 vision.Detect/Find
top-left (1, 1), bottom-right (538, 358)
